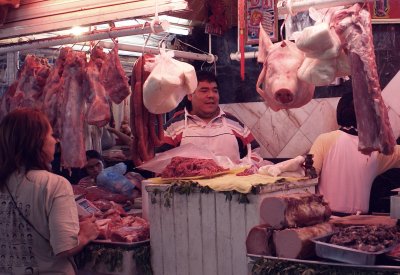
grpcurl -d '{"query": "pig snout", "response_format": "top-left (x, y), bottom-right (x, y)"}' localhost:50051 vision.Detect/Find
top-left (274, 89), bottom-right (294, 104)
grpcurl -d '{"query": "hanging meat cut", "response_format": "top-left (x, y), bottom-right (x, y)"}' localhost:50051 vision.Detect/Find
top-left (42, 47), bottom-right (71, 137)
top-left (331, 4), bottom-right (396, 155)
top-left (100, 43), bottom-right (131, 104)
top-left (130, 54), bottom-right (164, 166)
top-left (59, 51), bottom-right (87, 168)
top-left (84, 46), bottom-right (111, 127)
top-left (8, 55), bottom-right (50, 112)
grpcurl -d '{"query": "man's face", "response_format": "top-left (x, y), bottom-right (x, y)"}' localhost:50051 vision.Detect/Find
top-left (85, 158), bottom-right (104, 178)
top-left (188, 80), bottom-right (220, 120)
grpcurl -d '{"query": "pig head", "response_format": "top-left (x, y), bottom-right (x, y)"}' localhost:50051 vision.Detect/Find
top-left (256, 27), bottom-right (315, 111)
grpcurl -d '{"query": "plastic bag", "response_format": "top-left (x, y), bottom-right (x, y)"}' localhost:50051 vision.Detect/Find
top-left (143, 49), bottom-right (197, 114)
top-left (258, 156), bottom-right (305, 177)
top-left (96, 163), bottom-right (138, 198)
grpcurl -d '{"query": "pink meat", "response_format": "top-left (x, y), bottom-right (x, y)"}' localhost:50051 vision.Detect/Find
top-left (42, 47), bottom-right (71, 137)
top-left (331, 4), bottom-right (396, 155)
top-left (256, 29), bottom-right (315, 111)
top-left (100, 44), bottom-right (130, 104)
top-left (9, 55), bottom-right (50, 111)
top-left (160, 156), bottom-right (228, 178)
top-left (59, 50), bottom-right (87, 168)
top-left (246, 224), bottom-right (273, 256)
top-left (84, 49), bottom-right (111, 127)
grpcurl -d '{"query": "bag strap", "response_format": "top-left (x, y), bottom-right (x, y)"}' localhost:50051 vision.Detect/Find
top-left (5, 184), bottom-right (49, 241)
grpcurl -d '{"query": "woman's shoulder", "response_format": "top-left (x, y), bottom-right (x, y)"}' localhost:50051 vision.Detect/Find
top-left (27, 170), bottom-right (72, 186)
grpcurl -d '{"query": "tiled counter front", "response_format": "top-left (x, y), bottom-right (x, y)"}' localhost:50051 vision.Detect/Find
top-left (144, 179), bottom-right (318, 275)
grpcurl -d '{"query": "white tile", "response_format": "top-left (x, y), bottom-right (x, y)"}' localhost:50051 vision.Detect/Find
top-left (258, 146), bottom-right (274, 159)
top-left (221, 103), bottom-right (267, 129)
top-left (300, 100), bottom-right (338, 143)
top-left (326, 97), bottom-right (340, 110)
top-left (251, 108), bottom-right (299, 157)
top-left (387, 107), bottom-right (400, 139)
top-left (277, 130), bottom-right (313, 158)
top-left (280, 102), bottom-right (316, 127)
top-left (382, 70), bottom-right (400, 116)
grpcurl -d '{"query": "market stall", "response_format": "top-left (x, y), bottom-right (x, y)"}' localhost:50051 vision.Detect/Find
top-left (143, 174), bottom-right (318, 275)
top-left (1, 0), bottom-right (400, 274)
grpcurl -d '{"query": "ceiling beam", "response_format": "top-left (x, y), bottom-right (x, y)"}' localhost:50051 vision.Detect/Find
top-left (0, 0), bottom-right (189, 40)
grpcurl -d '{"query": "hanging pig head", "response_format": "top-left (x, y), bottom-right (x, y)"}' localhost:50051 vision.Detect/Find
top-left (256, 26), bottom-right (315, 111)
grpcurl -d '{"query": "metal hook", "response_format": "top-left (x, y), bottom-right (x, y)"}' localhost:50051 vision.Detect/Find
top-left (158, 33), bottom-right (169, 48)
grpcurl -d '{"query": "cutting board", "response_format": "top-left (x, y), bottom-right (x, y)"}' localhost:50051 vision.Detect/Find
top-left (330, 215), bottom-right (397, 227)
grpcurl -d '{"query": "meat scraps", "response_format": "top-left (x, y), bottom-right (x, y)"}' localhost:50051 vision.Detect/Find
top-left (160, 156), bottom-right (228, 178)
top-left (329, 225), bottom-right (399, 252)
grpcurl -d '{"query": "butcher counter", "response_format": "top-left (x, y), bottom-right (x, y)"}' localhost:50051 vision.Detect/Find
top-left (142, 175), bottom-right (318, 275)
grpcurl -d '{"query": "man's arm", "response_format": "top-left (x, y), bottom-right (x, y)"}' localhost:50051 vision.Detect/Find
top-left (107, 127), bottom-right (132, 146)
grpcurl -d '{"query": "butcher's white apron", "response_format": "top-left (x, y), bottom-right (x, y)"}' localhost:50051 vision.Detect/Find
top-left (181, 113), bottom-right (240, 163)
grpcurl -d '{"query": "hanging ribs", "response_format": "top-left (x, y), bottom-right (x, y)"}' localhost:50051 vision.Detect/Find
top-left (331, 4), bottom-right (396, 155)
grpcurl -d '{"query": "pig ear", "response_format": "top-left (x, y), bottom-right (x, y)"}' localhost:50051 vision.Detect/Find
top-left (257, 23), bottom-right (273, 63)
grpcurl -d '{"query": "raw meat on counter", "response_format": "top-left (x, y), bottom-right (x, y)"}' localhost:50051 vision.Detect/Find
top-left (72, 185), bottom-right (149, 243)
top-left (273, 222), bottom-right (334, 259)
top-left (329, 225), bottom-right (399, 252)
top-left (256, 26), bottom-right (315, 111)
top-left (260, 192), bottom-right (331, 229)
top-left (160, 156), bottom-right (228, 178)
top-left (331, 4), bottom-right (396, 155)
top-left (72, 185), bottom-right (132, 204)
top-left (96, 215), bottom-right (149, 243)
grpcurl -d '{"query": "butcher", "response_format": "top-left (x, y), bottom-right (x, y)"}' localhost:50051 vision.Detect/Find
top-left (157, 71), bottom-right (263, 165)
top-left (309, 92), bottom-right (400, 216)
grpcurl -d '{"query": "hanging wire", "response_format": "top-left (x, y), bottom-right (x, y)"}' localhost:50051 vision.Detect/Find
top-left (176, 39), bottom-right (210, 55)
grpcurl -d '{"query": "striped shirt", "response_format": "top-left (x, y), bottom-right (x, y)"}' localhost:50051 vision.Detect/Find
top-left (157, 108), bottom-right (261, 161)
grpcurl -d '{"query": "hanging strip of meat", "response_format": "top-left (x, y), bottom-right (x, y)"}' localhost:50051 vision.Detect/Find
top-left (101, 44), bottom-right (131, 104)
top-left (130, 54), bottom-right (159, 166)
top-left (42, 47), bottom-right (71, 137)
top-left (60, 50), bottom-right (87, 169)
top-left (331, 4), bottom-right (396, 155)
top-left (84, 48), bottom-right (111, 127)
